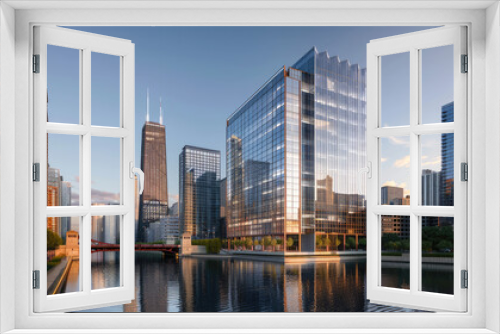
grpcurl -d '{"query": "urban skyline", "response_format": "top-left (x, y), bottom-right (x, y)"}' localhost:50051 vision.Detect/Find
top-left (47, 26), bottom-right (446, 204)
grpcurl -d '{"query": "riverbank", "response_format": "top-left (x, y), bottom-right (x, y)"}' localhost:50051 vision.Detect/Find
top-left (182, 249), bottom-right (367, 263)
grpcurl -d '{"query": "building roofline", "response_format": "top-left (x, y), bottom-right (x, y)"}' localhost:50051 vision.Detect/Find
top-left (182, 145), bottom-right (221, 154)
top-left (226, 66), bottom-right (285, 123)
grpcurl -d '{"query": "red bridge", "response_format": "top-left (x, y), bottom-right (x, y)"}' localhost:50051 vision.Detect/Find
top-left (91, 239), bottom-right (180, 255)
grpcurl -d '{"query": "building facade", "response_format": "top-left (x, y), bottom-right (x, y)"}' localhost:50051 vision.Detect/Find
top-left (139, 121), bottom-right (169, 240)
top-left (226, 48), bottom-right (367, 251)
top-left (179, 146), bottom-right (221, 239)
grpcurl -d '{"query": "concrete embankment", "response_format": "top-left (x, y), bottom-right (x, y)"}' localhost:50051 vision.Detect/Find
top-left (382, 253), bottom-right (453, 264)
top-left (47, 256), bottom-right (74, 294)
top-left (187, 250), bottom-right (366, 263)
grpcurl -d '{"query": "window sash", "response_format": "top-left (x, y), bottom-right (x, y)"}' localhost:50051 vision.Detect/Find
top-left (33, 25), bottom-right (136, 313)
top-left (366, 26), bottom-right (467, 312)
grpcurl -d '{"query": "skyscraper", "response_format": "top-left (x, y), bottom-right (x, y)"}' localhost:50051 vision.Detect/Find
top-left (226, 47), bottom-right (366, 252)
top-left (441, 102), bottom-right (454, 207)
top-left (179, 146), bottom-right (221, 239)
top-left (47, 167), bottom-right (61, 235)
top-left (139, 91), bottom-right (169, 241)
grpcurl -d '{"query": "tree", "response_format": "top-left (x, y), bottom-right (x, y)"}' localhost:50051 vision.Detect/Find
top-left (346, 237), bottom-right (356, 250)
top-left (422, 240), bottom-right (432, 252)
top-left (333, 236), bottom-right (342, 250)
top-left (358, 237), bottom-right (367, 250)
top-left (436, 240), bottom-right (453, 252)
top-left (254, 239), bottom-right (259, 249)
top-left (323, 236), bottom-right (332, 251)
top-left (263, 236), bottom-right (272, 250)
top-left (246, 237), bottom-right (254, 250)
top-left (401, 239), bottom-right (410, 252)
top-left (287, 237), bottom-right (294, 250)
top-left (47, 229), bottom-right (62, 251)
top-left (316, 235), bottom-right (324, 249)
top-left (271, 238), bottom-right (277, 251)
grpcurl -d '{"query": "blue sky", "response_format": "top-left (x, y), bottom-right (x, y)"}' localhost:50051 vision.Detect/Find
top-left (47, 26), bottom-right (452, 205)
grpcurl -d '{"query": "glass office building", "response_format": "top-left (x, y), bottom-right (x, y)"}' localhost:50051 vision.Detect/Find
top-left (179, 146), bottom-right (221, 239)
top-left (226, 47), bottom-right (367, 252)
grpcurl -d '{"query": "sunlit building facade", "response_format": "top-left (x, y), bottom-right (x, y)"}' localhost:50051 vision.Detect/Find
top-left (179, 146), bottom-right (221, 239)
top-left (139, 121), bottom-right (169, 240)
top-left (226, 47), bottom-right (367, 251)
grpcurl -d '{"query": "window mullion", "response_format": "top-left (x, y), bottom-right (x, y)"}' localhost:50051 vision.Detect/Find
top-left (409, 47), bottom-right (420, 295)
top-left (82, 48), bottom-right (92, 294)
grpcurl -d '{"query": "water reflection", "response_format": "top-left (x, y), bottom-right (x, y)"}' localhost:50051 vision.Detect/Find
top-left (66, 252), bottom-right (451, 312)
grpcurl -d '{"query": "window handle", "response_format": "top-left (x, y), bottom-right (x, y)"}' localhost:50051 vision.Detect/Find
top-left (357, 161), bottom-right (372, 195)
top-left (129, 162), bottom-right (145, 195)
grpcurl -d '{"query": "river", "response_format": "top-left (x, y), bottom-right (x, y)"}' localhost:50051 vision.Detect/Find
top-left (61, 252), bottom-right (453, 312)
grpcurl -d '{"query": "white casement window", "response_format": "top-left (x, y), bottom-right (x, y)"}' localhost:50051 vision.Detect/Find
top-left (1, 2), bottom-right (499, 333)
top-left (32, 26), bottom-right (141, 312)
top-left (366, 26), bottom-right (467, 312)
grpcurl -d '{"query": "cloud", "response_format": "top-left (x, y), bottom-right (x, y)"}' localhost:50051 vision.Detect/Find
top-left (388, 136), bottom-right (409, 146)
top-left (422, 155), bottom-right (441, 167)
top-left (91, 189), bottom-right (120, 204)
top-left (394, 155), bottom-right (410, 168)
top-left (169, 194), bottom-right (179, 205)
top-left (382, 180), bottom-right (410, 197)
top-left (381, 157), bottom-right (387, 163)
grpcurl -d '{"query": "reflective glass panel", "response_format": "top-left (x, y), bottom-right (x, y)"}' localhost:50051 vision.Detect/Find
top-left (380, 52), bottom-right (410, 127)
top-left (91, 137), bottom-right (121, 205)
top-left (91, 215), bottom-right (121, 290)
top-left (47, 45), bottom-right (80, 124)
top-left (420, 134), bottom-right (454, 206)
top-left (47, 216), bottom-right (81, 294)
top-left (421, 216), bottom-right (454, 295)
top-left (380, 136), bottom-right (410, 205)
top-left (381, 215), bottom-right (410, 290)
top-left (91, 52), bottom-right (120, 127)
top-left (421, 45), bottom-right (454, 124)
top-left (47, 134), bottom-right (80, 206)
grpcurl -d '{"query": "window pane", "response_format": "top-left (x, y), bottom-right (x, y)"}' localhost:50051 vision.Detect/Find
top-left (380, 137), bottom-right (410, 205)
top-left (47, 134), bottom-right (80, 206)
top-left (421, 217), bottom-right (454, 295)
top-left (381, 215), bottom-right (410, 290)
top-left (91, 137), bottom-right (121, 205)
top-left (47, 45), bottom-right (80, 124)
top-left (381, 52), bottom-right (410, 127)
top-left (91, 215), bottom-right (121, 290)
top-left (421, 45), bottom-right (454, 124)
top-left (91, 52), bottom-right (120, 127)
top-left (47, 217), bottom-right (81, 294)
top-left (421, 133), bottom-right (454, 206)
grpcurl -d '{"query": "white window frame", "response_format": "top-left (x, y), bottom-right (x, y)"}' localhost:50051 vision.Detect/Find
top-left (366, 26), bottom-right (467, 312)
top-left (32, 25), bottom-right (136, 312)
top-left (0, 1), bottom-right (499, 333)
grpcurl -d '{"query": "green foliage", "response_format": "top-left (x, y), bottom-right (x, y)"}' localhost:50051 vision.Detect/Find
top-left (276, 238), bottom-right (283, 245)
top-left (287, 237), bottom-right (294, 248)
top-left (333, 236), bottom-right (342, 250)
top-left (246, 238), bottom-right (253, 248)
top-left (191, 238), bottom-right (222, 254)
top-left (47, 255), bottom-right (64, 271)
top-left (358, 237), bottom-right (367, 250)
top-left (346, 237), bottom-right (356, 250)
top-left (323, 236), bottom-right (332, 247)
top-left (254, 239), bottom-right (259, 246)
top-left (175, 239), bottom-right (181, 245)
top-left (271, 238), bottom-right (277, 247)
top-left (47, 229), bottom-right (63, 251)
top-left (264, 236), bottom-right (272, 247)
top-left (316, 235), bottom-right (324, 248)
top-left (421, 225), bottom-right (454, 252)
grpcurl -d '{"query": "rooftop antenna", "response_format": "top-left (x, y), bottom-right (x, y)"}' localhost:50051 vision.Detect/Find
top-left (159, 96), bottom-right (163, 125)
top-left (146, 88), bottom-right (150, 122)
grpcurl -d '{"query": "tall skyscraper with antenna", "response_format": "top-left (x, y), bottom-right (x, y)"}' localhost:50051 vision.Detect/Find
top-left (138, 89), bottom-right (169, 241)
